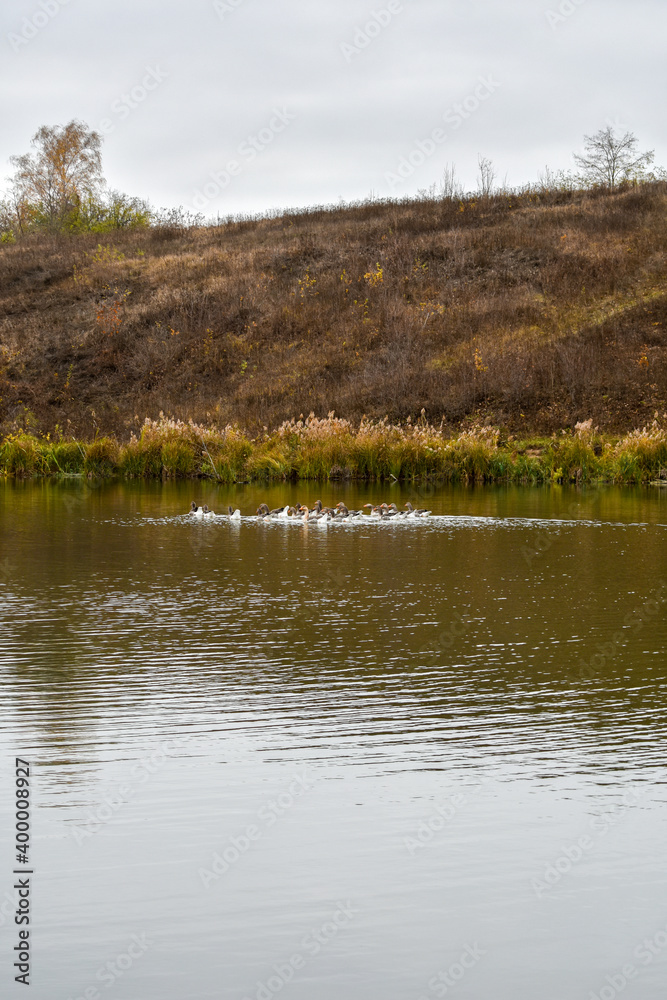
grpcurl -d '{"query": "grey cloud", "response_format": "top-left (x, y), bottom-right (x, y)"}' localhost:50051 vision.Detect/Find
top-left (1, 0), bottom-right (665, 215)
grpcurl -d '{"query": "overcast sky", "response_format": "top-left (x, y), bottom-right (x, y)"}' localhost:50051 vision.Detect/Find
top-left (1, 0), bottom-right (665, 218)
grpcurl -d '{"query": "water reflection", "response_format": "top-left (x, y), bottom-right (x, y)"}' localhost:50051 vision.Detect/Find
top-left (0, 481), bottom-right (666, 999)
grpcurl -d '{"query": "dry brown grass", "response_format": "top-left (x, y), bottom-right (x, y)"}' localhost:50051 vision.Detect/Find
top-left (1, 183), bottom-right (666, 439)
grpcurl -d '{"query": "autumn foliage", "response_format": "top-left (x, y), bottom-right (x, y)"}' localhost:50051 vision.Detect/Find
top-left (0, 181), bottom-right (666, 442)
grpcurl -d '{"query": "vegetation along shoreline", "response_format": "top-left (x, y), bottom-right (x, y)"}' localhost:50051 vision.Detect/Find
top-left (1, 413), bottom-right (666, 485)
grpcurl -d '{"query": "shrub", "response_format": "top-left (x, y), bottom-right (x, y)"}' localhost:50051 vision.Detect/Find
top-left (83, 437), bottom-right (119, 476)
top-left (2, 415), bottom-right (666, 484)
top-left (450, 425), bottom-right (500, 482)
top-left (546, 422), bottom-right (603, 481)
top-left (119, 436), bottom-right (161, 476)
top-left (161, 439), bottom-right (196, 477)
top-left (245, 444), bottom-right (291, 480)
top-left (50, 441), bottom-right (85, 473)
top-left (0, 433), bottom-right (39, 475)
top-left (614, 416), bottom-right (667, 480)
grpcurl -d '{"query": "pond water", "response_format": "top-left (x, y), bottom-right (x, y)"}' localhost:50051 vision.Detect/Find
top-left (1, 480), bottom-right (666, 1000)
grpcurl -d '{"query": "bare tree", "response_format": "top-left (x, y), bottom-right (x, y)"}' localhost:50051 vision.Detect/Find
top-left (8, 119), bottom-right (104, 230)
top-left (573, 127), bottom-right (654, 190)
top-left (477, 155), bottom-right (496, 198)
top-left (439, 162), bottom-right (462, 200)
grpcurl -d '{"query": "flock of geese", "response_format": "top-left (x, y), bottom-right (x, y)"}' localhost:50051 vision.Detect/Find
top-left (189, 500), bottom-right (431, 522)
top-left (190, 501), bottom-right (241, 520)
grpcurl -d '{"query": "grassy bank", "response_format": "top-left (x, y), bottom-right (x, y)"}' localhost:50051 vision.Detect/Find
top-left (1, 183), bottom-right (666, 440)
top-left (2, 414), bottom-right (666, 485)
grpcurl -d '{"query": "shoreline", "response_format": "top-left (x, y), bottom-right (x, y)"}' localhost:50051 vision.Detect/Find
top-left (2, 415), bottom-right (666, 486)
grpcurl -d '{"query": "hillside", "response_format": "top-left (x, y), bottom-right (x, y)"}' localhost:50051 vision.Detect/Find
top-left (1, 184), bottom-right (666, 441)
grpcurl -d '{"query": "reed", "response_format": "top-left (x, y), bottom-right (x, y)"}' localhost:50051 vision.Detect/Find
top-left (83, 437), bottom-right (119, 477)
top-left (1, 412), bottom-right (666, 485)
top-left (544, 421), bottom-right (602, 482)
top-left (0, 433), bottom-right (40, 475)
top-left (49, 441), bottom-right (85, 474)
top-left (616, 415), bottom-right (667, 479)
top-left (613, 418), bottom-right (667, 480)
top-left (118, 439), bottom-right (163, 478)
top-left (160, 439), bottom-right (196, 478)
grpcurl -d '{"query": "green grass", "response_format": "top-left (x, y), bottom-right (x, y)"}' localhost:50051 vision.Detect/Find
top-left (160, 440), bottom-right (196, 478)
top-left (2, 415), bottom-right (666, 485)
top-left (119, 439), bottom-right (163, 478)
top-left (49, 441), bottom-right (85, 473)
top-left (83, 437), bottom-right (119, 476)
top-left (0, 434), bottom-right (40, 475)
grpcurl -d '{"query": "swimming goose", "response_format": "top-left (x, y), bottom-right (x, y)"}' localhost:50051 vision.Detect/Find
top-left (298, 505), bottom-right (323, 523)
top-left (362, 503), bottom-right (382, 517)
top-left (190, 501), bottom-right (205, 519)
top-left (335, 503), bottom-right (362, 517)
top-left (203, 504), bottom-right (216, 518)
top-left (380, 503), bottom-right (402, 518)
top-left (255, 503), bottom-right (274, 522)
top-left (388, 503), bottom-right (413, 518)
top-left (313, 499), bottom-right (335, 515)
top-left (404, 501), bottom-right (431, 517)
top-left (227, 505), bottom-right (241, 520)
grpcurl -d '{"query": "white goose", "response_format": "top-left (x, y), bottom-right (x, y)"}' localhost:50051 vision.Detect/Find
top-left (227, 505), bottom-right (241, 520)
